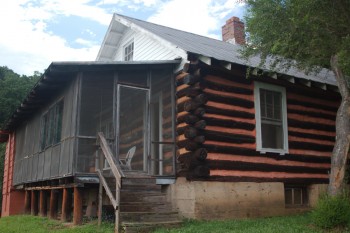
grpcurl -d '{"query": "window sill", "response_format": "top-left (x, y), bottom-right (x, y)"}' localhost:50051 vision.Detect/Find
top-left (258, 148), bottom-right (288, 155)
top-left (285, 204), bottom-right (310, 209)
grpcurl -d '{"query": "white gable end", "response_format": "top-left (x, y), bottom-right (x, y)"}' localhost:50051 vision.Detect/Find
top-left (97, 14), bottom-right (186, 63)
top-left (112, 28), bottom-right (182, 61)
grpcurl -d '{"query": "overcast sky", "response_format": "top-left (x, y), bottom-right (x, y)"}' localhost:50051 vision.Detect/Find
top-left (0, 0), bottom-right (246, 75)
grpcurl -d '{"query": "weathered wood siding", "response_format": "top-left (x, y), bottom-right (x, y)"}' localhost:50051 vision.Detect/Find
top-left (113, 28), bottom-right (183, 61)
top-left (176, 63), bottom-right (339, 183)
top-left (13, 77), bottom-right (79, 185)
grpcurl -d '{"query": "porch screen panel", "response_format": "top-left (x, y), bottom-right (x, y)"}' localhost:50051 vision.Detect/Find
top-left (118, 70), bottom-right (148, 87)
top-left (150, 69), bottom-right (175, 176)
top-left (25, 155), bottom-right (34, 182)
top-left (13, 160), bottom-right (21, 185)
top-left (14, 127), bottom-right (26, 162)
top-left (77, 138), bottom-right (97, 173)
top-left (62, 83), bottom-right (74, 137)
top-left (43, 148), bottom-right (52, 179)
top-left (59, 139), bottom-right (70, 176)
top-left (28, 117), bottom-right (41, 181)
top-left (118, 86), bottom-right (148, 171)
top-left (21, 158), bottom-right (27, 183)
top-left (77, 71), bottom-right (114, 173)
top-left (24, 117), bottom-right (37, 156)
top-left (79, 71), bottom-right (114, 136)
top-left (13, 127), bottom-right (26, 184)
top-left (50, 144), bottom-right (61, 177)
top-left (31, 154), bottom-right (39, 181)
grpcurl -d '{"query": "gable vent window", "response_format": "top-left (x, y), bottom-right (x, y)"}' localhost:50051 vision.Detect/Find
top-left (254, 82), bottom-right (288, 154)
top-left (40, 100), bottom-right (64, 150)
top-left (124, 41), bottom-right (134, 61)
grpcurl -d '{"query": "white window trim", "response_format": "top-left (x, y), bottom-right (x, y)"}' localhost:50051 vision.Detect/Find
top-left (254, 82), bottom-right (289, 155)
top-left (123, 39), bottom-right (134, 61)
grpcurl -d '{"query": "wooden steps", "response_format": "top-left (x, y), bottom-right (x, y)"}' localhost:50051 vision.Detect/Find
top-left (104, 173), bottom-right (182, 233)
top-left (120, 176), bottom-right (182, 232)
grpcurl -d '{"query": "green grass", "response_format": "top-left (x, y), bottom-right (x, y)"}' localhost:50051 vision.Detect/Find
top-left (0, 214), bottom-right (349, 233)
top-left (153, 214), bottom-right (349, 233)
top-left (0, 215), bottom-right (114, 233)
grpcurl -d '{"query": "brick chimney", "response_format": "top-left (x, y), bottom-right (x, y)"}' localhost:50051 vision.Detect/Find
top-left (222, 16), bottom-right (245, 45)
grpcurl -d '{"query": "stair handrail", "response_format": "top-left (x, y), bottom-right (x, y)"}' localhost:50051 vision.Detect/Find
top-left (97, 132), bottom-right (125, 181)
top-left (96, 132), bottom-right (124, 233)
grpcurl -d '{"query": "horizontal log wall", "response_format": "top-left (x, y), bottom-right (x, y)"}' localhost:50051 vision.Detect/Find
top-left (176, 61), bottom-right (339, 183)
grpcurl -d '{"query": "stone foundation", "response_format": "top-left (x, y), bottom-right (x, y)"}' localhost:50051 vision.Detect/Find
top-left (166, 178), bottom-right (328, 220)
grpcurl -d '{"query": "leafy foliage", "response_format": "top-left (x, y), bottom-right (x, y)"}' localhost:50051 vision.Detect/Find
top-left (0, 67), bottom-right (40, 128)
top-left (242, 0), bottom-right (350, 76)
top-left (311, 193), bottom-right (350, 229)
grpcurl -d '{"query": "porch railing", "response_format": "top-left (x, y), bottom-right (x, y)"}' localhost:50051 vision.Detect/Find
top-left (96, 132), bottom-right (125, 233)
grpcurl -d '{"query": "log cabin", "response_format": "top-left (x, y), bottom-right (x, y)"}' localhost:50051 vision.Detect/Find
top-left (1, 14), bottom-right (341, 231)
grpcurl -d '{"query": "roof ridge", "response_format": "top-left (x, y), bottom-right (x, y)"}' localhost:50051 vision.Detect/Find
top-left (115, 13), bottom-right (237, 47)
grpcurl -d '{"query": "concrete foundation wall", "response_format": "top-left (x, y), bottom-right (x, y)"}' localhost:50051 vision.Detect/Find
top-left (167, 178), bottom-right (328, 220)
top-left (308, 184), bottom-right (328, 207)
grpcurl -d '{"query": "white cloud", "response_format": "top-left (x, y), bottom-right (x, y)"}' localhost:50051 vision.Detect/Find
top-left (82, 29), bottom-right (97, 38)
top-left (0, 0), bottom-right (246, 75)
top-left (75, 38), bottom-right (97, 47)
top-left (97, 0), bottom-right (158, 7)
top-left (147, 0), bottom-right (245, 39)
top-left (0, 0), bottom-right (110, 75)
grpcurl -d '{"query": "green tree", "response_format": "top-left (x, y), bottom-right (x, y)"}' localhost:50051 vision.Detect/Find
top-left (0, 66), bottom-right (40, 214)
top-left (0, 67), bottom-right (40, 127)
top-left (242, 0), bottom-right (350, 196)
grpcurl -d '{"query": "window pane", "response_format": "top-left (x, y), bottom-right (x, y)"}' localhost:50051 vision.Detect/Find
top-left (124, 42), bottom-right (134, 61)
top-left (54, 101), bottom-right (64, 144)
top-left (273, 92), bottom-right (282, 119)
top-left (285, 188), bottom-right (293, 205)
top-left (261, 122), bottom-right (283, 149)
top-left (260, 89), bottom-right (282, 121)
top-left (293, 188), bottom-right (303, 205)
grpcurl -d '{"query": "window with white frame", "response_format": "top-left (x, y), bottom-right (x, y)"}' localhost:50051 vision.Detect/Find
top-left (254, 82), bottom-right (288, 154)
top-left (124, 40), bottom-right (134, 61)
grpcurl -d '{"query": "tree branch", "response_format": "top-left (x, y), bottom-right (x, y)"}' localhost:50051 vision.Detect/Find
top-left (331, 54), bottom-right (349, 99)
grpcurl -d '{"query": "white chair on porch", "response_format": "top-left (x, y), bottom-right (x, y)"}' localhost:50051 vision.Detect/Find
top-left (119, 146), bottom-right (136, 170)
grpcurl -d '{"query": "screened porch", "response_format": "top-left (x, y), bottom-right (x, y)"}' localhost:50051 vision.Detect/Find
top-left (76, 63), bottom-right (177, 177)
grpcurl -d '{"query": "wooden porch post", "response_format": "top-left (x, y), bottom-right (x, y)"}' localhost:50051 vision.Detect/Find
top-left (39, 190), bottom-right (48, 217)
top-left (98, 183), bottom-right (103, 226)
top-left (24, 190), bottom-right (31, 214)
top-left (61, 188), bottom-right (72, 222)
top-left (49, 190), bottom-right (58, 219)
top-left (73, 187), bottom-right (83, 225)
top-left (31, 190), bottom-right (38, 215)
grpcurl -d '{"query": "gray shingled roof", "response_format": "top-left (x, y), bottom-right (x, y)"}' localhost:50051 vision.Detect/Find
top-left (118, 14), bottom-right (337, 86)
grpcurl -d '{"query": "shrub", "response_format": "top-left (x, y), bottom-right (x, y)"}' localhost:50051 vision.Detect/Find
top-left (311, 193), bottom-right (350, 229)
